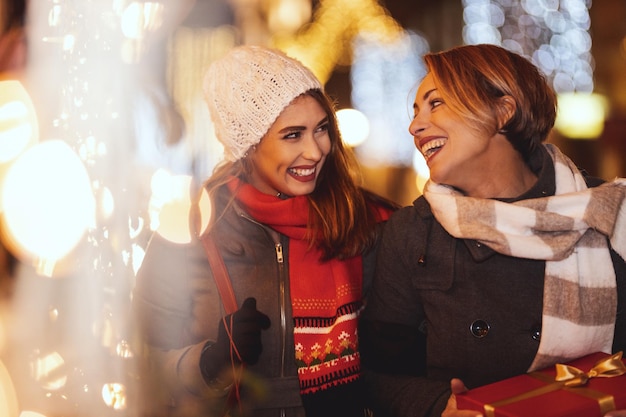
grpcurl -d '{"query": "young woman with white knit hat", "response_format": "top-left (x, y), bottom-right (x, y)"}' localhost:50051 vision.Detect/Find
top-left (133, 45), bottom-right (397, 417)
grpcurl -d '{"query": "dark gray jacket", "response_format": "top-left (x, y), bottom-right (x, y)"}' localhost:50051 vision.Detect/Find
top-left (359, 148), bottom-right (626, 417)
top-left (133, 184), bottom-right (381, 417)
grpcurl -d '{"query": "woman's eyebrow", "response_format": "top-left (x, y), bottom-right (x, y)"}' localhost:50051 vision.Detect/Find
top-left (316, 116), bottom-right (329, 127)
top-left (278, 125), bottom-right (305, 134)
top-left (277, 116), bottom-right (328, 134)
top-left (413, 88), bottom-right (437, 113)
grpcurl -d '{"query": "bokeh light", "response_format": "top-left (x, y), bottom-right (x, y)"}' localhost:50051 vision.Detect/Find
top-left (148, 170), bottom-right (194, 244)
top-left (0, 81), bottom-right (38, 164)
top-left (31, 351), bottom-right (67, 391)
top-left (120, 2), bottom-right (164, 40)
top-left (463, 0), bottom-right (594, 93)
top-left (0, 81), bottom-right (40, 216)
top-left (1, 140), bottom-right (95, 263)
top-left (273, 0), bottom-right (404, 84)
top-left (101, 383), bottom-right (127, 410)
top-left (267, 0), bottom-right (312, 34)
top-left (555, 92), bottom-right (609, 139)
top-left (350, 30), bottom-right (428, 168)
top-left (337, 108), bottom-right (369, 147)
top-left (196, 188), bottom-right (212, 237)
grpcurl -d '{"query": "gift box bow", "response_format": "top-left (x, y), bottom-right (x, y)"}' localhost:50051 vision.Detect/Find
top-left (483, 351), bottom-right (625, 416)
top-left (555, 351), bottom-right (626, 387)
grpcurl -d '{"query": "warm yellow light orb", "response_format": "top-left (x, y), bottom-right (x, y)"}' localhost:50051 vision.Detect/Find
top-left (149, 170), bottom-right (194, 244)
top-left (0, 80), bottom-right (39, 215)
top-left (337, 108), bottom-right (370, 147)
top-left (1, 140), bottom-right (95, 262)
top-left (121, 2), bottom-right (164, 40)
top-left (555, 93), bottom-right (608, 139)
top-left (30, 351), bottom-right (66, 391)
top-left (0, 80), bottom-right (38, 163)
top-left (102, 383), bottom-right (127, 410)
top-left (197, 187), bottom-right (212, 236)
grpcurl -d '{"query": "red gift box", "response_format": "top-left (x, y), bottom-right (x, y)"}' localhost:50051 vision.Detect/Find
top-left (456, 351), bottom-right (626, 417)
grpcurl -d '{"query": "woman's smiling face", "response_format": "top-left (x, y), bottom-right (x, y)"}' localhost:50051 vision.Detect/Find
top-left (248, 94), bottom-right (331, 197)
top-left (409, 73), bottom-right (496, 193)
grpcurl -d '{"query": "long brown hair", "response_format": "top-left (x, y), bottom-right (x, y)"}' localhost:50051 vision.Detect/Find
top-left (203, 89), bottom-right (397, 260)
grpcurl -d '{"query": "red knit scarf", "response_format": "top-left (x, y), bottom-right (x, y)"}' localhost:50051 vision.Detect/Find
top-left (228, 178), bottom-right (388, 394)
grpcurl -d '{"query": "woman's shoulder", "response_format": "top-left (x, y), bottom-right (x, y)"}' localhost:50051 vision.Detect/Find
top-left (379, 195), bottom-right (434, 240)
top-left (387, 194), bottom-right (431, 219)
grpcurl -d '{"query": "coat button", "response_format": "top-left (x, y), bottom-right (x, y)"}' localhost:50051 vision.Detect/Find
top-left (531, 325), bottom-right (541, 341)
top-left (469, 319), bottom-right (490, 338)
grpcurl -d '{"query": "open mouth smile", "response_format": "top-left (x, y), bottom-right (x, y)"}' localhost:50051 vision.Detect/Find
top-left (421, 138), bottom-right (447, 160)
top-left (288, 167), bottom-right (315, 176)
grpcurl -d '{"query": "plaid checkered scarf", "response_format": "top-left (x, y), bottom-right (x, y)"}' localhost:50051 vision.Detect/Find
top-left (423, 144), bottom-right (626, 371)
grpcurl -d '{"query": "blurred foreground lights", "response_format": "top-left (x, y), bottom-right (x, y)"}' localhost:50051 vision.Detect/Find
top-left (337, 108), bottom-right (370, 147)
top-left (31, 351), bottom-right (67, 391)
top-left (62, 34), bottom-right (76, 53)
top-left (197, 188), bottom-right (212, 237)
top-left (0, 359), bottom-right (19, 417)
top-left (1, 140), bottom-right (95, 264)
top-left (131, 243), bottom-right (146, 275)
top-left (48, 306), bottom-right (59, 323)
top-left (19, 412), bottom-right (47, 417)
top-left (99, 186), bottom-right (115, 220)
top-left (0, 80), bottom-right (38, 164)
top-left (555, 93), bottom-right (609, 139)
top-left (149, 170), bottom-right (194, 244)
top-left (267, 0), bottom-right (311, 33)
top-left (116, 340), bottom-right (134, 358)
top-left (121, 2), bottom-right (165, 40)
top-left (102, 383), bottom-right (127, 410)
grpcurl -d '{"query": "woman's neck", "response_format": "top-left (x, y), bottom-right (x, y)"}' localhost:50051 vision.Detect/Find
top-left (463, 141), bottom-right (538, 199)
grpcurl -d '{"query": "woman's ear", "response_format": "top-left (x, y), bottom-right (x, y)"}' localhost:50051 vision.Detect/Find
top-left (496, 95), bottom-right (516, 132)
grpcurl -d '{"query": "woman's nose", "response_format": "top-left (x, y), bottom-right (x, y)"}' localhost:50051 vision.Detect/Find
top-left (303, 136), bottom-right (323, 160)
top-left (409, 114), bottom-right (427, 137)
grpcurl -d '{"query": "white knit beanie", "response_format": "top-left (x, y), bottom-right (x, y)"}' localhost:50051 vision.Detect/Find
top-left (203, 45), bottom-right (323, 161)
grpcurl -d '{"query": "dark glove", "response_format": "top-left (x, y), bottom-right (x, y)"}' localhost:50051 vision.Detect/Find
top-left (200, 297), bottom-right (271, 382)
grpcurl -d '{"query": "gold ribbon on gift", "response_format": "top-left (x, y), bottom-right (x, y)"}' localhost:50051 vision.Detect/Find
top-left (483, 351), bottom-right (625, 417)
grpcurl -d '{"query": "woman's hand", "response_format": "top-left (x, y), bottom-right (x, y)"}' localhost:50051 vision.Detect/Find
top-left (605, 411), bottom-right (626, 417)
top-left (442, 378), bottom-right (483, 417)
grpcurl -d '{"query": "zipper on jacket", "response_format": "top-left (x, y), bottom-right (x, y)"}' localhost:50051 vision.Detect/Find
top-left (275, 242), bottom-right (288, 417)
top-left (275, 242), bottom-right (284, 264)
top-left (238, 210), bottom-right (291, 416)
top-left (275, 243), bottom-right (287, 377)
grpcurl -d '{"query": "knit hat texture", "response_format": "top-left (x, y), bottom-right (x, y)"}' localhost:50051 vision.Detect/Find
top-left (203, 45), bottom-right (322, 161)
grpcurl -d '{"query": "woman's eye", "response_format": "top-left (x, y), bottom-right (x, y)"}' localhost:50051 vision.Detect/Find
top-left (430, 98), bottom-right (443, 109)
top-left (283, 131), bottom-right (300, 139)
top-left (315, 123), bottom-right (329, 133)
